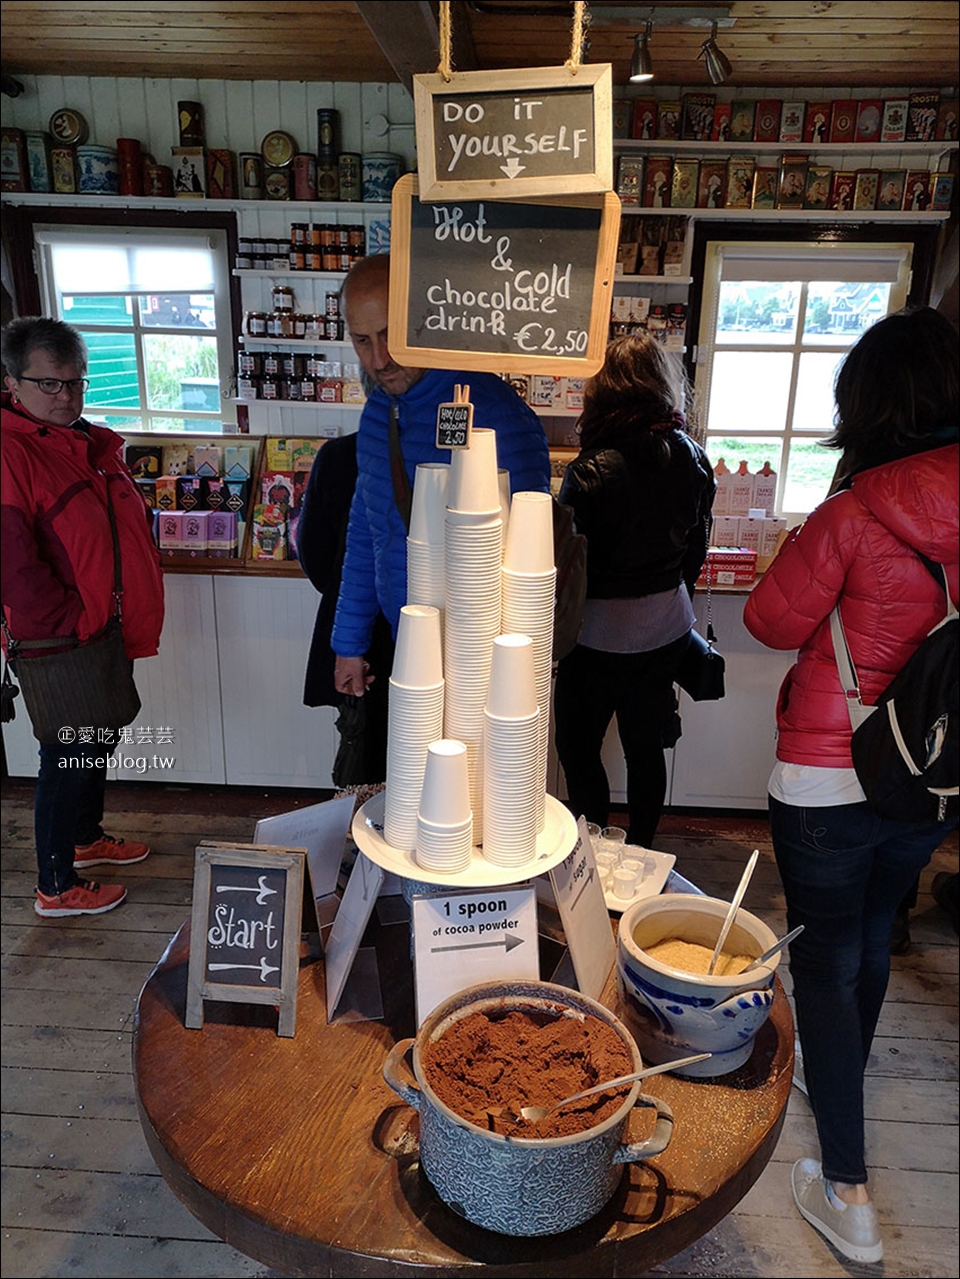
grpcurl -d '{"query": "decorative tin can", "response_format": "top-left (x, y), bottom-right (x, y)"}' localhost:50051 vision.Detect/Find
top-left (116, 138), bottom-right (143, 196)
top-left (177, 101), bottom-right (205, 146)
top-left (362, 152), bottom-right (404, 202)
top-left (293, 153), bottom-right (317, 201)
top-left (171, 146), bottom-right (205, 197)
top-left (51, 146), bottom-right (78, 194)
top-left (1, 128), bottom-right (28, 192)
top-left (316, 161), bottom-right (339, 201)
top-left (24, 130), bottom-right (53, 193)
top-left (143, 164), bottom-right (173, 197)
top-left (316, 108), bottom-right (340, 157)
top-left (264, 166), bottom-right (291, 200)
top-left (76, 145), bottom-right (119, 194)
top-left (240, 153), bottom-right (263, 199)
top-left (338, 152), bottom-right (362, 201)
top-left (206, 149), bottom-right (237, 199)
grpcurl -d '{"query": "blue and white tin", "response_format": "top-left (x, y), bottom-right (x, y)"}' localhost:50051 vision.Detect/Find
top-left (76, 145), bottom-right (119, 195)
top-left (362, 151), bottom-right (404, 203)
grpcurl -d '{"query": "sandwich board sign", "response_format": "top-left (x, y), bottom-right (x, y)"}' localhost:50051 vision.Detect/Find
top-left (185, 842), bottom-right (305, 1037)
top-left (414, 64), bottom-right (613, 201)
top-left (389, 175), bottom-right (620, 377)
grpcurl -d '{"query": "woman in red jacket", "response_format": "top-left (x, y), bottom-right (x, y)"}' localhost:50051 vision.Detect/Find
top-left (2, 317), bottom-right (164, 918)
top-left (744, 307), bottom-right (958, 1263)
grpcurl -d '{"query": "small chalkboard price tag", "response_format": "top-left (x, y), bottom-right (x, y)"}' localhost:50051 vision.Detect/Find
top-left (436, 383), bottom-right (473, 449)
top-left (185, 842), bottom-right (306, 1037)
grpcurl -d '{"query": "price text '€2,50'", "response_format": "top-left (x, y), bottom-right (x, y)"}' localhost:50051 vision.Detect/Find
top-left (423, 203), bottom-right (589, 358)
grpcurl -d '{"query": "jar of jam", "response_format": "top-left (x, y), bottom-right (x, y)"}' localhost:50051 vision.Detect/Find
top-left (262, 352), bottom-right (281, 376)
top-left (306, 248), bottom-right (322, 271)
top-left (292, 313), bottom-right (307, 338)
top-left (271, 284), bottom-right (294, 311)
top-left (299, 376), bottom-right (317, 401)
top-left (244, 311), bottom-right (268, 337)
top-left (303, 314), bottom-right (322, 340)
top-left (290, 222), bottom-right (309, 246)
top-left (266, 312), bottom-right (283, 338)
top-left (288, 245), bottom-right (306, 271)
top-left (260, 377), bottom-right (279, 401)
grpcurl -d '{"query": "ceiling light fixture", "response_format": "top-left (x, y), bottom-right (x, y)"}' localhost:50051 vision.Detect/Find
top-left (629, 22), bottom-right (655, 83)
top-left (698, 22), bottom-right (732, 85)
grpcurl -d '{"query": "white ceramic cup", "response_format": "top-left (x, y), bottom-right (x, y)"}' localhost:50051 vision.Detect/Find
top-left (392, 604), bottom-right (442, 688)
top-left (486, 634), bottom-right (537, 719)
top-left (503, 491), bottom-right (554, 574)
top-left (419, 738), bottom-right (472, 827)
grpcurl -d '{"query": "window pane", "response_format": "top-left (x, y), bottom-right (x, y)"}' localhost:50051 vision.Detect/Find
top-left (139, 293), bottom-right (216, 328)
top-left (62, 294), bottom-right (133, 327)
top-left (716, 281), bottom-right (800, 344)
top-left (793, 351), bottom-right (845, 432)
top-left (143, 334), bottom-right (220, 411)
top-left (83, 331), bottom-right (140, 408)
top-left (149, 416), bottom-right (223, 434)
top-left (802, 282), bottom-right (892, 345)
top-left (705, 435), bottom-right (783, 479)
top-left (102, 413), bottom-right (145, 430)
top-left (782, 438), bottom-right (837, 513)
top-left (708, 352), bottom-right (793, 431)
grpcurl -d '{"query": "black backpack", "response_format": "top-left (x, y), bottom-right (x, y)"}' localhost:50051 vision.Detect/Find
top-left (832, 555), bottom-right (958, 824)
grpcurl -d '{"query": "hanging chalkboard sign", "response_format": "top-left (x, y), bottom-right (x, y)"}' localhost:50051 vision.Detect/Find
top-left (389, 175), bottom-right (620, 377)
top-left (414, 64), bottom-right (613, 201)
top-left (436, 384), bottom-right (474, 449)
top-left (185, 842), bottom-right (306, 1037)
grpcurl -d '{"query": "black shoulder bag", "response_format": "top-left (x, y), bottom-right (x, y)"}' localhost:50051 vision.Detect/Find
top-left (675, 549), bottom-right (726, 702)
top-left (2, 484), bottom-right (141, 744)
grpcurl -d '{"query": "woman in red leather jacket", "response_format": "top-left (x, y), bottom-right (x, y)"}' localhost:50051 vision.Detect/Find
top-left (554, 335), bottom-right (715, 847)
top-left (744, 307), bottom-right (958, 1264)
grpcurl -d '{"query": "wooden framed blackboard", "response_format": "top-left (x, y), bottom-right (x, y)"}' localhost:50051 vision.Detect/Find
top-left (185, 842), bottom-right (305, 1037)
top-left (414, 64), bottom-right (612, 201)
top-left (388, 175), bottom-right (621, 377)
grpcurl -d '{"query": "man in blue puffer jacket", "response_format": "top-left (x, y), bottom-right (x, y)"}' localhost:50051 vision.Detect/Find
top-left (331, 254), bottom-right (551, 701)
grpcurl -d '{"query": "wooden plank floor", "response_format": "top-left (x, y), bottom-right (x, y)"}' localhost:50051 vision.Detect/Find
top-left (2, 776), bottom-right (957, 1279)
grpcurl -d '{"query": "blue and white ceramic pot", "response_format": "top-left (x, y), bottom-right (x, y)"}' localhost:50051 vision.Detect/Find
top-left (617, 894), bottom-right (780, 1077)
top-left (76, 145), bottom-right (119, 194)
top-left (382, 978), bottom-right (674, 1237)
top-left (362, 151), bottom-right (404, 202)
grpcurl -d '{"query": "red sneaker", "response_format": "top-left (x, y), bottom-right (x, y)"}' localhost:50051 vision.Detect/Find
top-left (74, 833), bottom-right (150, 870)
top-left (35, 879), bottom-right (127, 918)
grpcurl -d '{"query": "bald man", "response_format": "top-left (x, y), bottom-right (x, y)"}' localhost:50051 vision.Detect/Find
top-left (331, 253), bottom-right (550, 701)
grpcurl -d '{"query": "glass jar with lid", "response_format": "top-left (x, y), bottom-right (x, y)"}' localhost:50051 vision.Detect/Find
top-left (272, 284), bottom-right (295, 311)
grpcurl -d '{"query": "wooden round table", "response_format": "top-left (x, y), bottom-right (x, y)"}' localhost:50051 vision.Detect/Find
top-left (133, 913), bottom-right (793, 1278)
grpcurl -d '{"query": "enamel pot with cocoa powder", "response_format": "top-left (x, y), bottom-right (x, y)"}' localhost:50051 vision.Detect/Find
top-left (382, 979), bottom-right (673, 1237)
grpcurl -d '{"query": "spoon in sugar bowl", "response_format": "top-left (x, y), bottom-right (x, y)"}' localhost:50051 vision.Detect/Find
top-left (518, 1053), bottom-right (712, 1125)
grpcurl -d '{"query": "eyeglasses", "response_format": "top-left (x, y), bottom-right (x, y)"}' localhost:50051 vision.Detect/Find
top-left (18, 377), bottom-right (90, 395)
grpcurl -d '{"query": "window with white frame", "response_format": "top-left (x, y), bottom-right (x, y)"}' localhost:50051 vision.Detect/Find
top-left (35, 225), bottom-right (236, 433)
top-left (694, 240), bottom-right (913, 520)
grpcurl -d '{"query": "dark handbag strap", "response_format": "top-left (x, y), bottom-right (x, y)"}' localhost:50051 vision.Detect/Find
top-left (703, 516), bottom-right (717, 648)
top-left (2, 476), bottom-right (124, 654)
top-left (387, 400), bottom-right (412, 532)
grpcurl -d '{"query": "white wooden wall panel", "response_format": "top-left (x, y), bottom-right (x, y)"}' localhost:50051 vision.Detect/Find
top-left (214, 576), bottom-right (338, 788)
top-left (111, 574), bottom-right (225, 784)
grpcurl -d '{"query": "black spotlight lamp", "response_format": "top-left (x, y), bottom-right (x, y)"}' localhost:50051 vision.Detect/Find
top-left (699, 22), bottom-right (732, 86)
top-left (629, 22), bottom-right (655, 83)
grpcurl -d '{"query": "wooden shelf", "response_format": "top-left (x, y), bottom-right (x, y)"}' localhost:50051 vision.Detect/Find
top-left (2, 192), bottom-right (389, 214)
top-left (233, 397), bottom-right (363, 411)
top-left (617, 206), bottom-right (949, 222)
top-left (239, 335), bottom-right (353, 351)
top-left (233, 268), bottom-right (346, 281)
top-left (615, 274), bottom-right (693, 285)
top-left (613, 139), bottom-right (956, 156)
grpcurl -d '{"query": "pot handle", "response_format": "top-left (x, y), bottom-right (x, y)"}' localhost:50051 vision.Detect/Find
top-left (614, 1092), bottom-right (674, 1164)
top-left (382, 1037), bottom-right (422, 1111)
top-left (713, 987), bottom-right (775, 1015)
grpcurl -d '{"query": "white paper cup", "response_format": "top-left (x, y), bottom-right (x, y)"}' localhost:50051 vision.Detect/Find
top-left (503, 491), bottom-right (554, 574)
top-left (418, 739), bottom-right (472, 827)
top-left (613, 867), bottom-right (638, 900)
top-left (486, 634), bottom-right (537, 719)
top-left (410, 463), bottom-right (450, 544)
top-left (392, 604), bottom-right (442, 688)
top-left (447, 428), bottom-right (500, 513)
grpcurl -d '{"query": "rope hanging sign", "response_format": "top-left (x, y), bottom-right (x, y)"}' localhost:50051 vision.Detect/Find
top-left (414, 1), bottom-right (612, 201)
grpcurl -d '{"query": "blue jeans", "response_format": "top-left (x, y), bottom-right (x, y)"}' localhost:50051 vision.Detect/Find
top-left (35, 740), bottom-right (108, 895)
top-left (554, 634), bottom-right (690, 847)
top-left (769, 795), bottom-right (955, 1185)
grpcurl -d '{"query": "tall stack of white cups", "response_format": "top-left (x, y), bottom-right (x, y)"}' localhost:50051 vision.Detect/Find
top-left (500, 491), bottom-right (556, 831)
top-left (383, 605), bottom-right (444, 851)
top-left (482, 634), bottom-right (541, 865)
top-left (406, 463), bottom-right (448, 612)
top-left (443, 429), bottom-right (503, 845)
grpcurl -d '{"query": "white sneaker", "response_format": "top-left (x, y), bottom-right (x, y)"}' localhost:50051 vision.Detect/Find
top-left (792, 1158), bottom-right (883, 1264)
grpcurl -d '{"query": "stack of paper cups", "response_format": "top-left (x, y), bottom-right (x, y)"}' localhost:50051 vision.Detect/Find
top-left (384, 605), bottom-right (444, 852)
top-left (407, 463), bottom-right (448, 610)
top-left (447, 428), bottom-right (501, 520)
top-left (501, 491), bottom-right (556, 830)
top-left (482, 634), bottom-right (541, 866)
top-left (416, 739), bottom-right (473, 873)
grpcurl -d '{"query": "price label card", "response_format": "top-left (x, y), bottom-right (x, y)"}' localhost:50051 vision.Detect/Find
top-left (411, 885), bottom-right (539, 1025)
top-left (548, 817), bottom-right (616, 1000)
top-left (436, 397), bottom-right (473, 449)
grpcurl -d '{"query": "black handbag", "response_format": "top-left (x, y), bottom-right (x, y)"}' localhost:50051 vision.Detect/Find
top-left (2, 489), bottom-right (141, 744)
top-left (675, 555), bottom-right (725, 702)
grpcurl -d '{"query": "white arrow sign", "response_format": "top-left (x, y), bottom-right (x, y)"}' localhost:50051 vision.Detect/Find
top-left (500, 157), bottom-right (526, 179)
top-left (208, 956), bottom-right (280, 982)
top-left (217, 876), bottom-right (276, 905)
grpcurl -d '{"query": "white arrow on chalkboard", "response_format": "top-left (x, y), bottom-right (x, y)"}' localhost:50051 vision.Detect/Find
top-left (500, 158), bottom-right (526, 179)
top-left (216, 876), bottom-right (276, 905)
top-left (208, 956), bottom-right (280, 982)
top-left (431, 934), bottom-right (525, 955)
